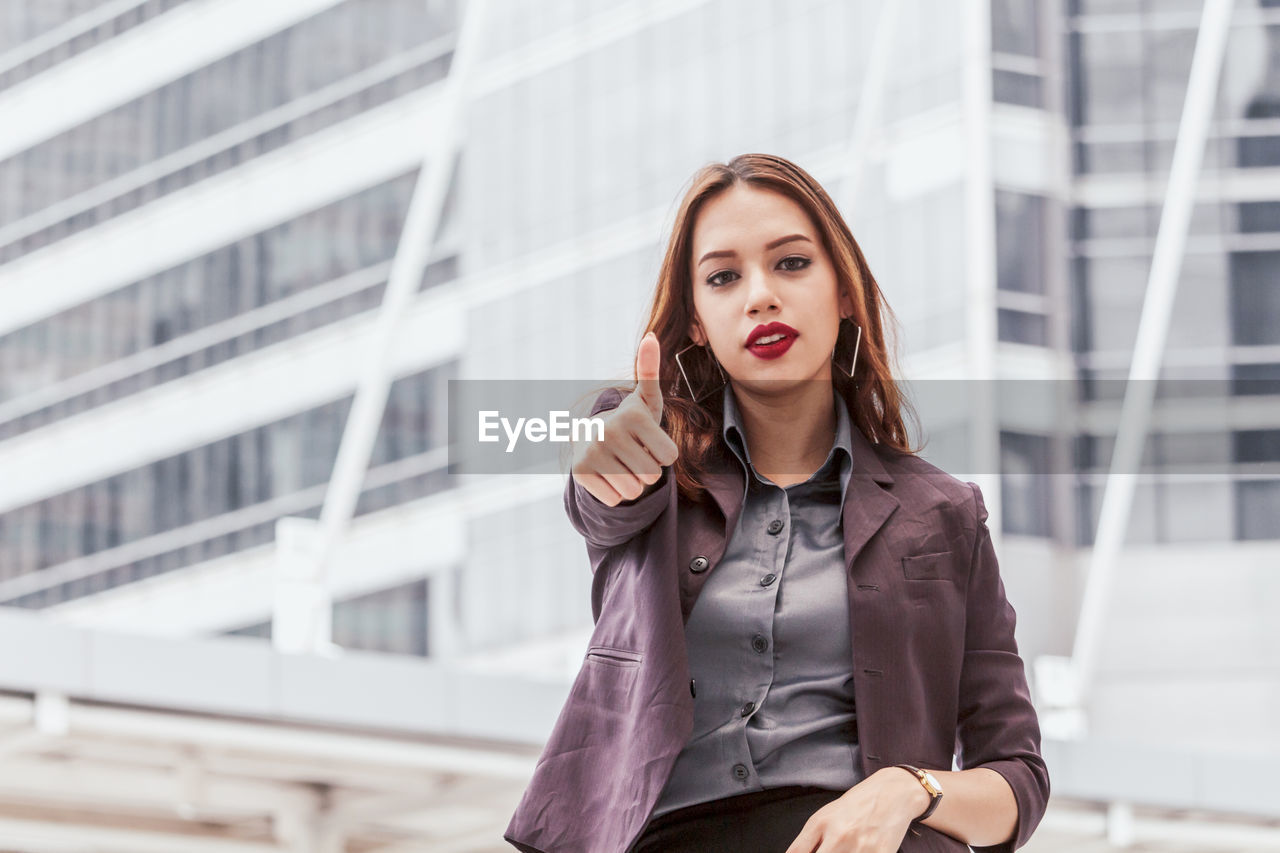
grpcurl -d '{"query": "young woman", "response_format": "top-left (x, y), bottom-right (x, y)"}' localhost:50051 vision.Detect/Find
top-left (504, 154), bottom-right (1049, 853)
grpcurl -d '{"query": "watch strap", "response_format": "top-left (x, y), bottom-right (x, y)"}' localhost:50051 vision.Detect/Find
top-left (894, 763), bottom-right (943, 822)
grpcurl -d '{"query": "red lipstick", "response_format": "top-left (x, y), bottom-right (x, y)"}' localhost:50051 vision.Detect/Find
top-left (745, 322), bottom-right (798, 360)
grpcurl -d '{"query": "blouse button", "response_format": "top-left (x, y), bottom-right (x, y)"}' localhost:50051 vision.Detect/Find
top-left (766, 519), bottom-right (784, 535)
top-left (689, 555), bottom-right (709, 573)
top-left (760, 573), bottom-right (777, 587)
top-left (740, 701), bottom-right (756, 716)
top-left (732, 763), bottom-right (749, 780)
top-left (751, 634), bottom-right (768, 653)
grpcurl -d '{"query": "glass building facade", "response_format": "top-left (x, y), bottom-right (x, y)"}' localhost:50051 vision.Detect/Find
top-left (0, 0), bottom-right (1276, 673)
top-left (4, 2), bottom-right (1278, 845)
top-left (0, 0), bottom-right (461, 660)
top-left (0, 0), bottom-right (453, 262)
top-left (0, 362), bottom-right (455, 606)
top-left (1066, 0), bottom-right (1280, 545)
top-left (0, 1), bottom-right (192, 90)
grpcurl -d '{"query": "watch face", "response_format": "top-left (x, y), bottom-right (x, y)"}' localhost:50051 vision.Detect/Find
top-left (922, 771), bottom-right (942, 794)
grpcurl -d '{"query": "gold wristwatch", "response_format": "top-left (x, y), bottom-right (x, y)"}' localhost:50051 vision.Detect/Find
top-left (894, 764), bottom-right (943, 821)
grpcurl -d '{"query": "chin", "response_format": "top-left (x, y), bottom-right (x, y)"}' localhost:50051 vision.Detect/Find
top-left (740, 374), bottom-right (814, 394)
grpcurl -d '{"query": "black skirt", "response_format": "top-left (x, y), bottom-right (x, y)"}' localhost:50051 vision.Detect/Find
top-left (630, 786), bottom-right (847, 853)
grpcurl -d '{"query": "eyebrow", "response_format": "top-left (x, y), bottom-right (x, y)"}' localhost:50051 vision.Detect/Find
top-left (697, 234), bottom-right (813, 268)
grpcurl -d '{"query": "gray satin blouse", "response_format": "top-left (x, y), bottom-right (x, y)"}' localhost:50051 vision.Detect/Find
top-left (650, 383), bottom-right (865, 818)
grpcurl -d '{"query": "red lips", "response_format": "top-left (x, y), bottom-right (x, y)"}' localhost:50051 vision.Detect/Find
top-left (745, 322), bottom-right (799, 347)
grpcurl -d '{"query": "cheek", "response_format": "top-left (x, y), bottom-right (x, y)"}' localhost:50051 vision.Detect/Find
top-left (693, 306), bottom-right (732, 349)
top-left (713, 333), bottom-right (739, 362)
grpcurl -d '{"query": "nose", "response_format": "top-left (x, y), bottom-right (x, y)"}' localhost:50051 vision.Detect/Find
top-left (743, 265), bottom-right (780, 316)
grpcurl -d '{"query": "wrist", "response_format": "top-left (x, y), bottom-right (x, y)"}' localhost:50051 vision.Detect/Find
top-left (881, 766), bottom-right (933, 821)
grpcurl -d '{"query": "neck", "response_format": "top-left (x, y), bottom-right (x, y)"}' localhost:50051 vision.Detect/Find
top-left (731, 380), bottom-right (838, 478)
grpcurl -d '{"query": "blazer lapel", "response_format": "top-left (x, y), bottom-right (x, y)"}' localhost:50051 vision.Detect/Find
top-left (841, 420), bottom-right (899, 574)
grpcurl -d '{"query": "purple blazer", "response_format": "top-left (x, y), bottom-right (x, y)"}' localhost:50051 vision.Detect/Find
top-left (505, 387), bottom-right (1049, 853)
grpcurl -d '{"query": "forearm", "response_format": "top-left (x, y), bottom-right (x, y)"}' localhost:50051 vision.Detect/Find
top-left (884, 766), bottom-right (1018, 849)
top-left (564, 466), bottom-right (671, 548)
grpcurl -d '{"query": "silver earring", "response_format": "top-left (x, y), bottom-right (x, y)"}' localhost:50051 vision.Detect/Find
top-left (674, 341), bottom-right (727, 403)
top-left (832, 319), bottom-right (862, 379)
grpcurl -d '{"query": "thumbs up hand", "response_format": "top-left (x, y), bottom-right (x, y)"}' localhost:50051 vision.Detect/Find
top-left (632, 328), bottom-right (665, 425)
top-left (570, 331), bottom-right (680, 506)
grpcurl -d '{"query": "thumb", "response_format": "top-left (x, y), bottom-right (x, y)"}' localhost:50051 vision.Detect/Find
top-left (635, 331), bottom-right (663, 421)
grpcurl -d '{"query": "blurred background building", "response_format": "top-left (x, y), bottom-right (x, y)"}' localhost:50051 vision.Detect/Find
top-left (0, 0), bottom-right (1276, 850)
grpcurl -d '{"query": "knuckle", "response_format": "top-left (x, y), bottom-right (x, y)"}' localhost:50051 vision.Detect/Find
top-left (832, 826), bottom-right (857, 843)
top-left (604, 412), bottom-right (632, 437)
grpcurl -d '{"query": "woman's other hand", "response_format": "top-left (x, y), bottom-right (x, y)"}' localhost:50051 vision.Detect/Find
top-left (783, 767), bottom-right (932, 853)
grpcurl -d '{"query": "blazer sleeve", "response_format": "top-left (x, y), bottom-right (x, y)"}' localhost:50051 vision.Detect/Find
top-left (956, 481), bottom-right (1051, 852)
top-left (562, 386), bottom-right (675, 552)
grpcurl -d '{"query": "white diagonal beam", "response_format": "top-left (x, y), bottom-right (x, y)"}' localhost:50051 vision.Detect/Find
top-left (277, 0), bottom-right (492, 654)
top-left (1065, 0), bottom-right (1237, 707)
top-left (836, 0), bottom-right (901, 218)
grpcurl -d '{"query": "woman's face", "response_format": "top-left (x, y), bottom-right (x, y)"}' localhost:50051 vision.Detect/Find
top-left (688, 184), bottom-right (852, 393)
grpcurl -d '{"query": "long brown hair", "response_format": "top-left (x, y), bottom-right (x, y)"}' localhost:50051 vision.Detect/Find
top-left (593, 153), bottom-right (920, 505)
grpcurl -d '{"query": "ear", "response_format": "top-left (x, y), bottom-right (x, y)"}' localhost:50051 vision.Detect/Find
top-left (838, 284), bottom-right (858, 320)
top-left (688, 320), bottom-right (707, 347)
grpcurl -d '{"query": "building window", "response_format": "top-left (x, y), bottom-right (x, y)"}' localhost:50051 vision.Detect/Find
top-left (993, 69), bottom-right (1043, 108)
top-left (998, 308), bottom-right (1049, 346)
top-left (220, 576), bottom-right (431, 657)
top-left (333, 579), bottom-right (429, 657)
top-left (1231, 363), bottom-right (1280, 397)
top-left (992, 0), bottom-right (1041, 57)
top-left (995, 190), bottom-right (1047, 294)
top-left (1236, 482), bottom-right (1280, 541)
top-left (1233, 431), bottom-right (1280, 538)
top-left (1238, 201), bottom-right (1280, 233)
top-left (1230, 251), bottom-right (1280, 346)
top-left (1000, 431), bottom-right (1053, 537)
top-left (224, 621), bottom-right (272, 640)
top-left (995, 190), bottom-right (1051, 347)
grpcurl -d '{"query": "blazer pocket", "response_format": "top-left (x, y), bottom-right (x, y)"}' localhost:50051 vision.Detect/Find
top-left (901, 550), bottom-right (951, 581)
top-left (585, 645), bottom-right (643, 668)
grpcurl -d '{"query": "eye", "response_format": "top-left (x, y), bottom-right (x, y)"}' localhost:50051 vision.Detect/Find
top-left (706, 270), bottom-right (734, 288)
top-left (705, 256), bottom-right (812, 288)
